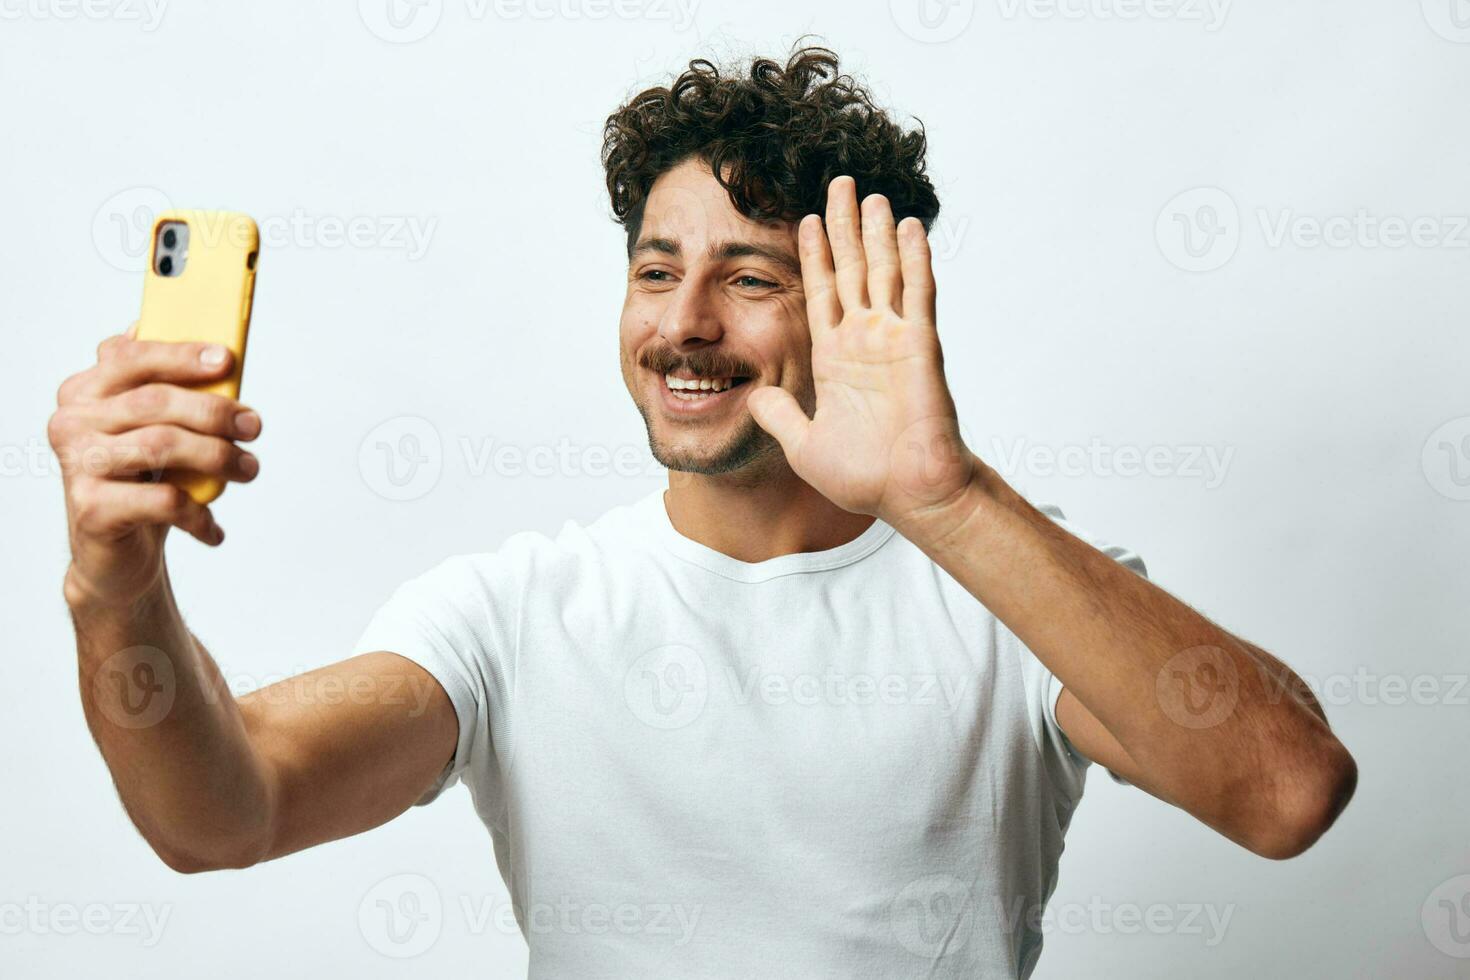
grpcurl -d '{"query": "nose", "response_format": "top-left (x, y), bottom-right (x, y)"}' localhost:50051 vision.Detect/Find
top-left (657, 277), bottom-right (724, 349)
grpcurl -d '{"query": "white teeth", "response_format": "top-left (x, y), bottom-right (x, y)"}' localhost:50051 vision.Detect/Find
top-left (665, 374), bottom-right (738, 393)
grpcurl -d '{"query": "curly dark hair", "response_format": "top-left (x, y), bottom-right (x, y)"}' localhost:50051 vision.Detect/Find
top-left (601, 44), bottom-right (941, 256)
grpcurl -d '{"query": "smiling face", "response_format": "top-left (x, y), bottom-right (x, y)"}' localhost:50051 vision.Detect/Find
top-left (619, 157), bottom-right (814, 476)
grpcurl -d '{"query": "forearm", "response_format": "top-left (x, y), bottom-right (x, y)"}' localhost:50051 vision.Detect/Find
top-left (70, 569), bottom-right (275, 872)
top-left (901, 459), bottom-right (1352, 838)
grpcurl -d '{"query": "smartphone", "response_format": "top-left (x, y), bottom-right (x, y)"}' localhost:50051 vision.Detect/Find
top-left (136, 209), bottom-right (259, 505)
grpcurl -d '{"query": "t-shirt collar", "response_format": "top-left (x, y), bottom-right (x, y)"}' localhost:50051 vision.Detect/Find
top-left (639, 488), bottom-right (896, 584)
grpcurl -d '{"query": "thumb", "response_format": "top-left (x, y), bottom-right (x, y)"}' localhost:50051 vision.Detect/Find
top-left (746, 385), bottom-right (811, 460)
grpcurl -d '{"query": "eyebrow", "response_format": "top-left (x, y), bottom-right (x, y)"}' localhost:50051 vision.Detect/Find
top-left (630, 236), bottom-right (802, 280)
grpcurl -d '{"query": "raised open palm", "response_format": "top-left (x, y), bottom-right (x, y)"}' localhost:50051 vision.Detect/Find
top-left (747, 176), bottom-right (975, 527)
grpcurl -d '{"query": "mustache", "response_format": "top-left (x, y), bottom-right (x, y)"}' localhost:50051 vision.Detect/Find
top-left (638, 345), bottom-right (757, 379)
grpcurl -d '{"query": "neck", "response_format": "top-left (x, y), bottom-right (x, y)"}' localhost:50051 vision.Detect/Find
top-left (662, 461), bottom-right (876, 563)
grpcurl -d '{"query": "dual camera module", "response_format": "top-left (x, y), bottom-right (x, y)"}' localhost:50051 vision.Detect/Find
top-left (153, 221), bottom-right (190, 277)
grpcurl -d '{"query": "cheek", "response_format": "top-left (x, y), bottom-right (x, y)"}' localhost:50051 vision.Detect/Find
top-left (619, 304), bottom-right (657, 358)
top-left (750, 296), bottom-right (811, 377)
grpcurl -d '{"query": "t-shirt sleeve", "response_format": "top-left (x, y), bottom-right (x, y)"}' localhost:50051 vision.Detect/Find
top-left (350, 554), bottom-right (514, 808)
top-left (1021, 504), bottom-right (1149, 791)
top-left (1012, 625), bottom-right (1092, 808)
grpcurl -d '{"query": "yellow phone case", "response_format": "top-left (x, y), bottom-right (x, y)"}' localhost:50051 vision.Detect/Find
top-left (136, 209), bottom-right (259, 506)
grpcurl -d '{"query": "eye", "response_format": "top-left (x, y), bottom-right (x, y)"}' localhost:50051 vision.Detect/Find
top-left (733, 274), bottom-right (777, 289)
top-left (637, 269), bottom-right (675, 284)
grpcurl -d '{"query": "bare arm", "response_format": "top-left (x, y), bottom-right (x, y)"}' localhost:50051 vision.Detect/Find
top-left (54, 327), bottom-right (455, 873)
top-left (72, 580), bottom-right (455, 872)
top-left (910, 466), bottom-right (1357, 859)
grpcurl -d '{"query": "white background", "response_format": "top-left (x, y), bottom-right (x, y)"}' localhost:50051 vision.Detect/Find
top-left (3, 1), bottom-right (1468, 976)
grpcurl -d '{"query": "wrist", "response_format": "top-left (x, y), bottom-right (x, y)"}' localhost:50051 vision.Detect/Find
top-left (889, 454), bottom-right (1009, 554)
top-left (64, 561), bottom-right (169, 625)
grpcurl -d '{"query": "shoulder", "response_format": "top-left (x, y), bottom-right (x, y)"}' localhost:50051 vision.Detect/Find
top-left (402, 491), bottom-right (661, 599)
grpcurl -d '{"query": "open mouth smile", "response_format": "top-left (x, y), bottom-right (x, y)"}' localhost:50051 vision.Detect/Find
top-left (657, 371), bottom-right (754, 415)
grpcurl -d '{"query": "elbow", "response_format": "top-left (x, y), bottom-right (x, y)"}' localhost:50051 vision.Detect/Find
top-left (1242, 742), bottom-right (1358, 861)
top-left (153, 837), bottom-right (269, 875)
top-left (146, 820), bottom-right (274, 875)
top-left (142, 771), bottom-right (279, 875)
top-left (154, 846), bottom-right (221, 875)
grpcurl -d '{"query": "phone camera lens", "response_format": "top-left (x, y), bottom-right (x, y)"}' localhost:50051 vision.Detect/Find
top-left (162, 228), bottom-right (177, 249)
top-left (159, 255), bottom-right (174, 276)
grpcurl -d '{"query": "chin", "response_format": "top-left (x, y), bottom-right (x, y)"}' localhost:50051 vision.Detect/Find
top-left (646, 418), bottom-right (781, 477)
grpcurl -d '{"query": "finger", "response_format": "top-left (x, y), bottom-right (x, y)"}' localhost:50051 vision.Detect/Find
top-left (84, 384), bottom-right (261, 441)
top-left (125, 320), bottom-right (140, 340)
top-left (897, 217), bottom-right (937, 328)
top-left (97, 332), bottom-right (133, 362)
top-left (91, 425), bottom-right (259, 483)
top-left (71, 478), bottom-right (223, 545)
top-left (825, 175), bottom-right (869, 314)
top-left (861, 194), bottom-right (902, 313)
top-left (746, 385), bottom-right (811, 464)
top-left (86, 340), bottom-right (234, 400)
top-left (798, 214), bottom-right (841, 334)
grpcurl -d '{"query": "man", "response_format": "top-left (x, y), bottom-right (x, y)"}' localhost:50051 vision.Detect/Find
top-left (52, 46), bottom-right (1355, 978)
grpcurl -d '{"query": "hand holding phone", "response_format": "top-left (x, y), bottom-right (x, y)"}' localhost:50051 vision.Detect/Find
top-left (48, 210), bottom-right (262, 612)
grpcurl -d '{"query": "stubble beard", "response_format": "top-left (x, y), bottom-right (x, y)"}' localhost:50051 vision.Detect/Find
top-left (641, 409), bottom-right (784, 476)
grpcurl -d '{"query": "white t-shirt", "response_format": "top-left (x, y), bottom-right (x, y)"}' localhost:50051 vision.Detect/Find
top-left (352, 489), bottom-right (1146, 979)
